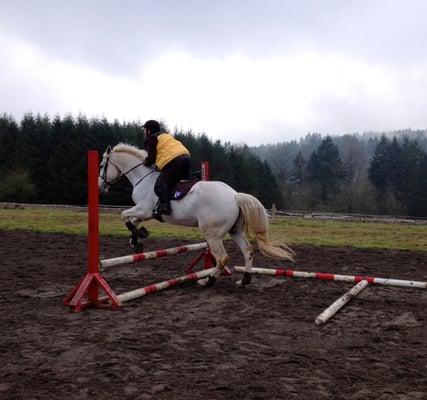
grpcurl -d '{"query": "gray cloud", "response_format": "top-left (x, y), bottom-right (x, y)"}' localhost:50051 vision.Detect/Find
top-left (2, 0), bottom-right (427, 76)
top-left (1, 0), bottom-right (426, 143)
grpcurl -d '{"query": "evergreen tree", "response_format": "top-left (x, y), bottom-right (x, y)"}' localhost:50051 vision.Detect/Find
top-left (17, 113), bottom-right (53, 201)
top-left (305, 150), bottom-right (321, 209)
top-left (307, 136), bottom-right (346, 205)
top-left (0, 170), bottom-right (36, 202)
top-left (19, 113), bottom-right (37, 169)
top-left (387, 137), bottom-right (402, 199)
top-left (210, 140), bottom-right (228, 182)
top-left (0, 114), bottom-right (20, 171)
top-left (258, 160), bottom-right (283, 207)
top-left (391, 137), bottom-right (424, 211)
top-left (6, 113), bottom-right (426, 215)
top-left (32, 114), bottom-right (54, 202)
top-left (408, 153), bottom-right (427, 216)
top-left (290, 150), bottom-right (307, 184)
top-left (368, 135), bottom-right (390, 213)
top-left (46, 115), bottom-right (76, 203)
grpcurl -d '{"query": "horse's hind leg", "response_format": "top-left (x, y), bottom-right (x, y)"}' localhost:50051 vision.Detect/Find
top-left (198, 237), bottom-right (229, 287)
top-left (230, 221), bottom-right (254, 287)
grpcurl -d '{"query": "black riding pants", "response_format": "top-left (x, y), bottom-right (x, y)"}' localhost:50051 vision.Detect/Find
top-left (154, 155), bottom-right (190, 203)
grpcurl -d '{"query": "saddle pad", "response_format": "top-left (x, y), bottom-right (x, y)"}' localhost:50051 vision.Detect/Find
top-left (171, 178), bottom-right (200, 200)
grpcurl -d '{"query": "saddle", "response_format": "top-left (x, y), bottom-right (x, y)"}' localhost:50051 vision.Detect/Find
top-left (170, 176), bottom-right (201, 200)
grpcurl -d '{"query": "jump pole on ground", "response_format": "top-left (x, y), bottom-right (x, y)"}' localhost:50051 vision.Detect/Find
top-left (113, 267), bottom-right (216, 303)
top-left (315, 280), bottom-right (369, 326)
top-left (233, 267), bottom-right (427, 289)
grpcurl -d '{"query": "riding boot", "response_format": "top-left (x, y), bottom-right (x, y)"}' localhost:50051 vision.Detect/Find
top-left (156, 201), bottom-right (172, 215)
top-left (155, 182), bottom-right (172, 217)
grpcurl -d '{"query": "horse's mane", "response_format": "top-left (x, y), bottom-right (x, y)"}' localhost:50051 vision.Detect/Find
top-left (113, 143), bottom-right (147, 160)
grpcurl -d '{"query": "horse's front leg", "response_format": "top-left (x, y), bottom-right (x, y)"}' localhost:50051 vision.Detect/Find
top-left (121, 206), bottom-right (152, 253)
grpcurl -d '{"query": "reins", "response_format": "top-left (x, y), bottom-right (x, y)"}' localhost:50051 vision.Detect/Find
top-left (100, 155), bottom-right (155, 187)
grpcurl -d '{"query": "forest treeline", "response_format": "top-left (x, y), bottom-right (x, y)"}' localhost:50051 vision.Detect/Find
top-left (252, 131), bottom-right (427, 216)
top-left (1, 113), bottom-right (426, 216)
top-left (0, 113), bottom-right (280, 207)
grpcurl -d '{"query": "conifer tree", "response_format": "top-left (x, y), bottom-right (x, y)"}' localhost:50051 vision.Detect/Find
top-left (391, 137), bottom-right (424, 211)
top-left (307, 136), bottom-right (346, 205)
top-left (368, 135), bottom-right (390, 212)
top-left (290, 150), bottom-right (307, 184)
top-left (408, 153), bottom-right (427, 216)
top-left (0, 114), bottom-right (19, 171)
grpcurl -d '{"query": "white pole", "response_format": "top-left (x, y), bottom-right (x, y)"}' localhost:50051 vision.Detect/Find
top-left (315, 280), bottom-right (369, 326)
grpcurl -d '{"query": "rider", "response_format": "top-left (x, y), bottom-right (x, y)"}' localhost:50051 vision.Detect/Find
top-left (143, 120), bottom-right (191, 218)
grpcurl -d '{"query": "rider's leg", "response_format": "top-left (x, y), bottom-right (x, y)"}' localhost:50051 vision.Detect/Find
top-left (178, 155), bottom-right (191, 180)
top-left (154, 155), bottom-right (190, 216)
top-left (154, 173), bottom-right (172, 216)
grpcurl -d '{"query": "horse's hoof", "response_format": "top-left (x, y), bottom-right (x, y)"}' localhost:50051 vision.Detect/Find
top-left (133, 243), bottom-right (144, 254)
top-left (197, 275), bottom-right (217, 288)
top-left (205, 275), bottom-right (217, 287)
top-left (236, 272), bottom-right (251, 288)
top-left (136, 226), bottom-right (149, 238)
top-left (152, 211), bottom-right (164, 223)
top-left (129, 235), bottom-right (144, 253)
top-left (197, 277), bottom-right (209, 287)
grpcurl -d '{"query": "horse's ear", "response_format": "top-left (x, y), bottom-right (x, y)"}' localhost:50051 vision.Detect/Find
top-left (106, 145), bottom-right (112, 155)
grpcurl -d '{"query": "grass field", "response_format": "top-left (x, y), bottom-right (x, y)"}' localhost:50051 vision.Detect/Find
top-left (0, 208), bottom-right (426, 251)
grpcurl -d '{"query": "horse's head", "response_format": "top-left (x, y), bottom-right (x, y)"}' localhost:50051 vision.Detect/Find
top-left (99, 143), bottom-right (150, 194)
top-left (99, 145), bottom-right (122, 194)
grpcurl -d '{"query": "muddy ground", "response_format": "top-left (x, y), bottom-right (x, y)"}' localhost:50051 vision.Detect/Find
top-left (0, 230), bottom-right (426, 400)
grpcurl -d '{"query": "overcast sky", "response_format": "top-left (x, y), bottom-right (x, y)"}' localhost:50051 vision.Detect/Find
top-left (1, 0), bottom-right (427, 145)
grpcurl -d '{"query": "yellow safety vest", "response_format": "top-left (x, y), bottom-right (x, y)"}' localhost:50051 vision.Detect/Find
top-left (156, 133), bottom-right (190, 170)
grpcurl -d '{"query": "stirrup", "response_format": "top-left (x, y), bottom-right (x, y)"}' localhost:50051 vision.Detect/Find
top-left (152, 210), bottom-right (164, 223)
top-left (156, 203), bottom-right (172, 216)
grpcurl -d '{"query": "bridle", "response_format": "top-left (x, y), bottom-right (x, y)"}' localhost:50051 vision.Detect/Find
top-left (99, 152), bottom-right (156, 188)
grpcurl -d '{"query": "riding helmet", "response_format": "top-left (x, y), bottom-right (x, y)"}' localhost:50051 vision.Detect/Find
top-left (143, 120), bottom-right (161, 133)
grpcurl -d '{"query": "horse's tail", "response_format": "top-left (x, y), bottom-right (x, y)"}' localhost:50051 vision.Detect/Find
top-left (236, 193), bottom-right (294, 262)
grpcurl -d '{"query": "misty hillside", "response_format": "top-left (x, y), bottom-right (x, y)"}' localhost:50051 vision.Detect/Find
top-left (250, 130), bottom-right (427, 216)
top-left (251, 130), bottom-right (427, 180)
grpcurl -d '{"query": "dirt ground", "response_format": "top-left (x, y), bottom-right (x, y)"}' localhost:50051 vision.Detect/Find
top-left (0, 230), bottom-right (426, 400)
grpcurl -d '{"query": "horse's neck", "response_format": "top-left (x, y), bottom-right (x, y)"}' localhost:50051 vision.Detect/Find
top-left (114, 152), bottom-right (155, 188)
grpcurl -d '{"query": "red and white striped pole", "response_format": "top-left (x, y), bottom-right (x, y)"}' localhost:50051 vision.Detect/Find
top-left (233, 266), bottom-right (427, 289)
top-left (111, 268), bottom-right (216, 303)
top-left (101, 242), bottom-right (209, 269)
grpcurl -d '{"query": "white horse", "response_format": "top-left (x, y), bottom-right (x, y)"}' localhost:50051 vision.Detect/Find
top-left (99, 143), bottom-right (294, 287)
